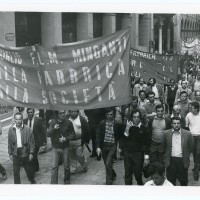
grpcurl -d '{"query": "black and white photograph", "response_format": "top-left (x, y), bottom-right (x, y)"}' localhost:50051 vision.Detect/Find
top-left (1, 0), bottom-right (200, 199)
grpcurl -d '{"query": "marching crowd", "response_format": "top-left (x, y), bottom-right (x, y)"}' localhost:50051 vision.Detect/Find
top-left (1, 69), bottom-right (200, 186)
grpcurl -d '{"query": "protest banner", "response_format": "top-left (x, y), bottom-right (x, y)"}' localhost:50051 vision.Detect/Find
top-left (130, 49), bottom-right (178, 84)
top-left (181, 37), bottom-right (200, 56)
top-left (0, 28), bottom-right (131, 110)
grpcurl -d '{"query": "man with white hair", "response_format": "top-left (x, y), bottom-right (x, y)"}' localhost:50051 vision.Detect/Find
top-left (171, 105), bottom-right (186, 129)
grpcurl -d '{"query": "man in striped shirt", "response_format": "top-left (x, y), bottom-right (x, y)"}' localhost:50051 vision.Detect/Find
top-left (96, 107), bottom-right (123, 185)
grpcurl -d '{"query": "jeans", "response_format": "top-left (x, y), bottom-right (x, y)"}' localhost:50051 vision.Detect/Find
top-left (124, 151), bottom-right (144, 185)
top-left (193, 136), bottom-right (200, 179)
top-left (102, 143), bottom-right (117, 185)
top-left (70, 139), bottom-right (87, 171)
top-left (51, 147), bottom-right (70, 184)
top-left (13, 155), bottom-right (35, 184)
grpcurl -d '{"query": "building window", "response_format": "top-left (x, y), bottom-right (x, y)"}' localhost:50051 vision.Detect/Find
top-left (15, 12), bottom-right (41, 47)
top-left (93, 13), bottom-right (103, 38)
top-left (138, 14), bottom-right (146, 46)
top-left (62, 13), bottom-right (77, 43)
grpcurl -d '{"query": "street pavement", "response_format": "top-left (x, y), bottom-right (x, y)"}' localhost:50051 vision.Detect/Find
top-left (0, 119), bottom-right (200, 186)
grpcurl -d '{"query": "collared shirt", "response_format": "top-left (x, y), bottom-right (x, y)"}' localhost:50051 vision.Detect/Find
top-left (170, 85), bottom-right (176, 90)
top-left (152, 84), bottom-right (159, 98)
top-left (170, 114), bottom-right (182, 118)
top-left (28, 117), bottom-right (35, 129)
top-left (144, 179), bottom-right (174, 186)
top-left (144, 102), bottom-right (157, 115)
top-left (133, 122), bottom-right (142, 128)
top-left (124, 122), bottom-right (142, 137)
top-left (171, 129), bottom-right (182, 158)
top-left (13, 124), bottom-right (23, 148)
top-left (104, 120), bottom-right (115, 143)
top-left (138, 98), bottom-right (149, 107)
top-left (69, 115), bottom-right (82, 139)
top-left (186, 112), bottom-right (200, 136)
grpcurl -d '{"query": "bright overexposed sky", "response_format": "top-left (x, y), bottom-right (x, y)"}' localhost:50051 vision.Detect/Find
top-left (0, 0), bottom-right (200, 13)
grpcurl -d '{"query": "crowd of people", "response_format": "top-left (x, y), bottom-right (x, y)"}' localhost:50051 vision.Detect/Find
top-left (1, 70), bottom-right (200, 186)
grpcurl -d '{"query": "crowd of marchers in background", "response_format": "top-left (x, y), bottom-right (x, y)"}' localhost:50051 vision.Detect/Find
top-left (1, 59), bottom-right (200, 186)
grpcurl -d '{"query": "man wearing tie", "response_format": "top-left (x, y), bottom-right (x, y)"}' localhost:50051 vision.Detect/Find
top-left (23, 108), bottom-right (46, 172)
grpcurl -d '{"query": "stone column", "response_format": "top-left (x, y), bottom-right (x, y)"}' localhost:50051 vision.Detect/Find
top-left (41, 12), bottom-right (62, 46)
top-left (102, 13), bottom-right (116, 35)
top-left (0, 12), bottom-right (16, 47)
top-left (173, 14), bottom-right (181, 53)
top-left (77, 13), bottom-right (93, 40)
top-left (158, 17), bottom-right (163, 54)
top-left (167, 27), bottom-right (171, 51)
top-left (131, 13), bottom-right (138, 49)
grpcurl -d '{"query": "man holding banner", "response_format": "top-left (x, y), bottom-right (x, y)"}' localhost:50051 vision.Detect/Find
top-left (0, 27), bottom-right (132, 185)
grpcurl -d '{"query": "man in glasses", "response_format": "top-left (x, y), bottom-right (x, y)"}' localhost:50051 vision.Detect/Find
top-left (47, 110), bottom-right (75, 184)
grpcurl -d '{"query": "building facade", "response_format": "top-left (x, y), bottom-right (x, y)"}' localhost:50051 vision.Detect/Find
top-left (0, 12), bottom-right (200, 54)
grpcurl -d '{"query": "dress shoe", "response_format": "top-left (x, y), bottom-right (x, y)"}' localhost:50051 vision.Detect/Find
top-left (31, 180), bottom-right (36, 184)
top-left (194, 171), bottom-right (199, 181)
top-left (83, 166), bottom-right (88, 173)
top-left (112, 170), bottom-right (117, 180)
top-left (90, 153), bottom-right (97, 158)
top-left (64, 180), bottom-right (70, 184)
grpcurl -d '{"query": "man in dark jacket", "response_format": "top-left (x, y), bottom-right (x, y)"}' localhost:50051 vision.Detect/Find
top-left (0, 121), bottom-right (7, 180)
top-left (119, 109), bottom-right (150, 185)
top-left (47, 110), bottom-right (75, 184)
top-left (96, 107), bottom-right (123, 185)
top-left (68, 110), bottom-right (90, 173)
top-left (23, 108), bottom-right (46, 172)
top-left (85, 108), bottom-right (106, 157)
top-left (164, 117), bottom-right (194, 186)
top-left (8, 112), bottom-right (35, 184)
top-left (165, 79), bottom-right (178, 114)
top-left (148, 104), bottom-right (171, 164)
